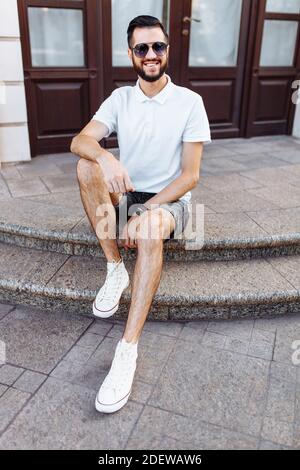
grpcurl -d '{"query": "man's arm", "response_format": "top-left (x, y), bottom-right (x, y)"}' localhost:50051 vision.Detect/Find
top-left (143, 142), bottom-right (203, 209)
top-left (70, 120), bottom-right (135, 193)
top-left (70, 120), bottom-right (114, 164)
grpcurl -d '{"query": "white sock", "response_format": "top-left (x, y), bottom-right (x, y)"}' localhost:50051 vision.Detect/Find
top-left (107, 258), bottom-right (123, 268)
top-left (120, 338), bottom-right (138, 349)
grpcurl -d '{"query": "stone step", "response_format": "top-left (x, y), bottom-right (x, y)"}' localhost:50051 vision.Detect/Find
top-left (0, 242), bottom-right (299, 321)
top-left (0, 195), bottom-right (299, 261)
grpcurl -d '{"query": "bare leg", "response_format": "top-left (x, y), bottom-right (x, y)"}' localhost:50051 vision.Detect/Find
top-left (76, 158), bottom-right (122, 262)
top-left (123, 209), bottom-right (175, 343)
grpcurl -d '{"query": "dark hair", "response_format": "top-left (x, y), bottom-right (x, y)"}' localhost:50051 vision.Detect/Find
top-left (127, 15), bottom-right (169, 48)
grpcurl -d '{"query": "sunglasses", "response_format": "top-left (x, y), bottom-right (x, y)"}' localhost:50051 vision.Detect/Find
top-left (132, 42), bottom-right (168, 58)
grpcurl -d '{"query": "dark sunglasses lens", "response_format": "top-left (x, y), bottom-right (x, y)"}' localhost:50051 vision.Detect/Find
top-left (153, 42), bottom-right (167, 56)
top-left (134, 44), bottom-right (149, 57)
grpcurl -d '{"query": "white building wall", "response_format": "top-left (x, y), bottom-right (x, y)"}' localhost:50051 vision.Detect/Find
top-left (0, 0), bottom-right (31, 163)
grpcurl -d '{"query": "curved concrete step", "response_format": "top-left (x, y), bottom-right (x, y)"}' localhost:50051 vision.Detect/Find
top-left (0, 242), bottom-right (299, 320)
top-left (0, 209), bottom-right (300, 262)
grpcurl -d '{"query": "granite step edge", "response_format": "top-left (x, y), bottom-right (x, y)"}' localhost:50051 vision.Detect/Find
top-left (0, 278), bottom-right (299, 321)
top-left (0, 221), bottom-right (300, 257)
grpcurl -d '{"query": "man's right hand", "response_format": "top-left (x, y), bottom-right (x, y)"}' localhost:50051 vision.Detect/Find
top-left (97, 152), bottom-right (135, 194)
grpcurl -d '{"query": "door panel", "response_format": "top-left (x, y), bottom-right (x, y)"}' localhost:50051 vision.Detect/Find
top-left (180, 0), bottom-right (251, 138)
top-left (18, 0), bottom-right (99, 156)
top-left (246, 0), bottom-right (300, 136)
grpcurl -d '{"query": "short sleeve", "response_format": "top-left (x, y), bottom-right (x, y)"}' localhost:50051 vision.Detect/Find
top-left (182, 95), bottom-right (211, 143)
top-left (92, 89), bottom-right (118, 138)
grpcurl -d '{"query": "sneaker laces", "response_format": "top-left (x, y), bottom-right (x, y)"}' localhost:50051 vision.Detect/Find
top-left (98, 260), bottom-right (125, 303)
top-left (102, 343), bottom-right (137, 391)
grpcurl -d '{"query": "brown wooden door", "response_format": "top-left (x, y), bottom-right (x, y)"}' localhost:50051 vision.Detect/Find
top-left (179, 0), bottom-right (253, 139)
top-left (101, 0), bottom-right (255, 146)
top-left (246, 0), bottom-right (300, 137)
top-left (18, 0), bottom-right (100, 156)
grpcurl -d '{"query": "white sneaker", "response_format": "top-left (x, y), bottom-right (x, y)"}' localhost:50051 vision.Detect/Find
top-left (93, 259), bottom-right (129, 318)
top-left (95, 339), bottom-right (138, 413)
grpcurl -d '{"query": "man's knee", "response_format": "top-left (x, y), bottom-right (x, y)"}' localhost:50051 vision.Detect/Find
top-left (136, 210), bottom-right (166, 244)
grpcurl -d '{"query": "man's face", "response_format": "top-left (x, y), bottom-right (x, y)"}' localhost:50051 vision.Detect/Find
top-left (128, 27), bottom-right (169, 83)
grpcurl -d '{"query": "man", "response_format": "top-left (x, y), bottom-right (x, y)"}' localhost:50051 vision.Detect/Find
top-left (70, 15), bottom-right (211, 414)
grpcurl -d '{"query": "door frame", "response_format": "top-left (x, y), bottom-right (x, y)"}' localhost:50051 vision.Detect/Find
top-left (245, 0), bottom-right (300, 137)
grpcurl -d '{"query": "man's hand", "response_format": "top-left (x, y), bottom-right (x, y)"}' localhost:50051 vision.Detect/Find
top-left (120, 215), bottom-right (141, 250)
top-left (97, 152), bottom-right (135, 194)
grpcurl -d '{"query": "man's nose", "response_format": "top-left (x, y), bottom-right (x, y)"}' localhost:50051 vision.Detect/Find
top-left (144, 46), bottom-right (158, 60)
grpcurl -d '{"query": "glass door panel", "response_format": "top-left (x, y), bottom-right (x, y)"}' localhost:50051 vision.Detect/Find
top-left (188, 0), bottom-right (243, 67)
top-left (28, 7), bottom-right (85, 67)
top-left (260, 20), bottom-right (298, 66)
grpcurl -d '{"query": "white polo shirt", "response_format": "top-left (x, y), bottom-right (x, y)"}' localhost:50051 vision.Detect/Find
top-left (92, 74), bottom-right (211, 202)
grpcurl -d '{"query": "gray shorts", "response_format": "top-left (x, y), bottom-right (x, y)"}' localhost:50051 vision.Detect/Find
top-left (114, 191), bottom-right (190, 241)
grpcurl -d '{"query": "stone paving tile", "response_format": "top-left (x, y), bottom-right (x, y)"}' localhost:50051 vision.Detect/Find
top-left (0, 388), bottom-right (31, 434)
top-left (76, 332), bottom-right (104, 349)
top-left (0, 303), bottom-right (14, 320)
top-left (86, 320), bottom-right (114, 336)
top-left (0, 377), bottom-right (143, 449)
top-left (207, 319), bottom-right (254, 341)
top-left (50, 358), bottom-right (107, 391)
top-left (13, 370), bottom-right (47, 394)
top-left (127, 406), bottom-right (259, 450)
top-left (270, 361), bottom-right (299, 384)
top-left (240, 166), bottom-right (300, 188)
top-left (198, 189), bottom-right (280, 213)
top-left (201, 157), bottom-right (249, 175)
top-left (254, 312), bottom-right (300, 336)
top-left (201, 173), bottom-right (263, 192)
top-left (0, 180), bottom-right (11, 199)
top-left (25, 190), bottom-right (83, 211)
top-left (270, 149), bottom-right (300, 164)
top-left (259, 440), bottom-right (293, 450)
top-left (178, 325), bottom-right (206, 344)
top-left (157, 257), bottom-right (295, 298)
top-left (63, 345), bottom-right (97, 364)
top-left (247, 329), bottom-right (276, 361)
top-left (0, 364), bottom-right (24, 386)
top-left (41, 174), bottom-right (79, 194)
top-left (261, 416), bottom-right (294, 447)
top-left (267, 256), bottom-right (300, 290)
top-left (0, 305), bottom-right (93, 373)
top-left (148, 339), bottom-right (270, 437)
top-left (224, 337), bottom-right (250, 354)
top-left (247, 184), bottom-right (300, 210)
top-left (0, 243), bottom-right (69, 285)
top-left (273, 332), bottom-right (300, 366)
top-left (201, 331), bottom-right (227, 349)
top-left (232, 153), bottom-right (292, 170)
top-left (6, 178), bottom-right (50, 198)
top-left (0, 164), bottom-right (22, 180)
top-left (0, 198), bottom-right (84, 231)
top-left (16, 161), bottom-right (64, 178)
top-left (0, 384), bottom-right (8, 398)
top-left (246, 207), bottom-right (300, 235)
top-left (46, 254), bottom-right (134, 294)
top-left (204, 212), bottom-right (268, 241)
top-left (265, 378), bottom-right (296, 424)
top-left (201, 145), bottom-right (234, 159)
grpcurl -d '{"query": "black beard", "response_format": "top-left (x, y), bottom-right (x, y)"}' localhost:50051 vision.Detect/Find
top-left (132, 58), bottom-right (169, 83)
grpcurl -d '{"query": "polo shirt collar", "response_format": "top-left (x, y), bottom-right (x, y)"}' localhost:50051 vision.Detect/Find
top-left (134, 74), bottom-right (173, 104)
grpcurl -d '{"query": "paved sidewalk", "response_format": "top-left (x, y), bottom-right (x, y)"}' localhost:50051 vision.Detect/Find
top-left (0, 301), bottom-right (299, 450)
